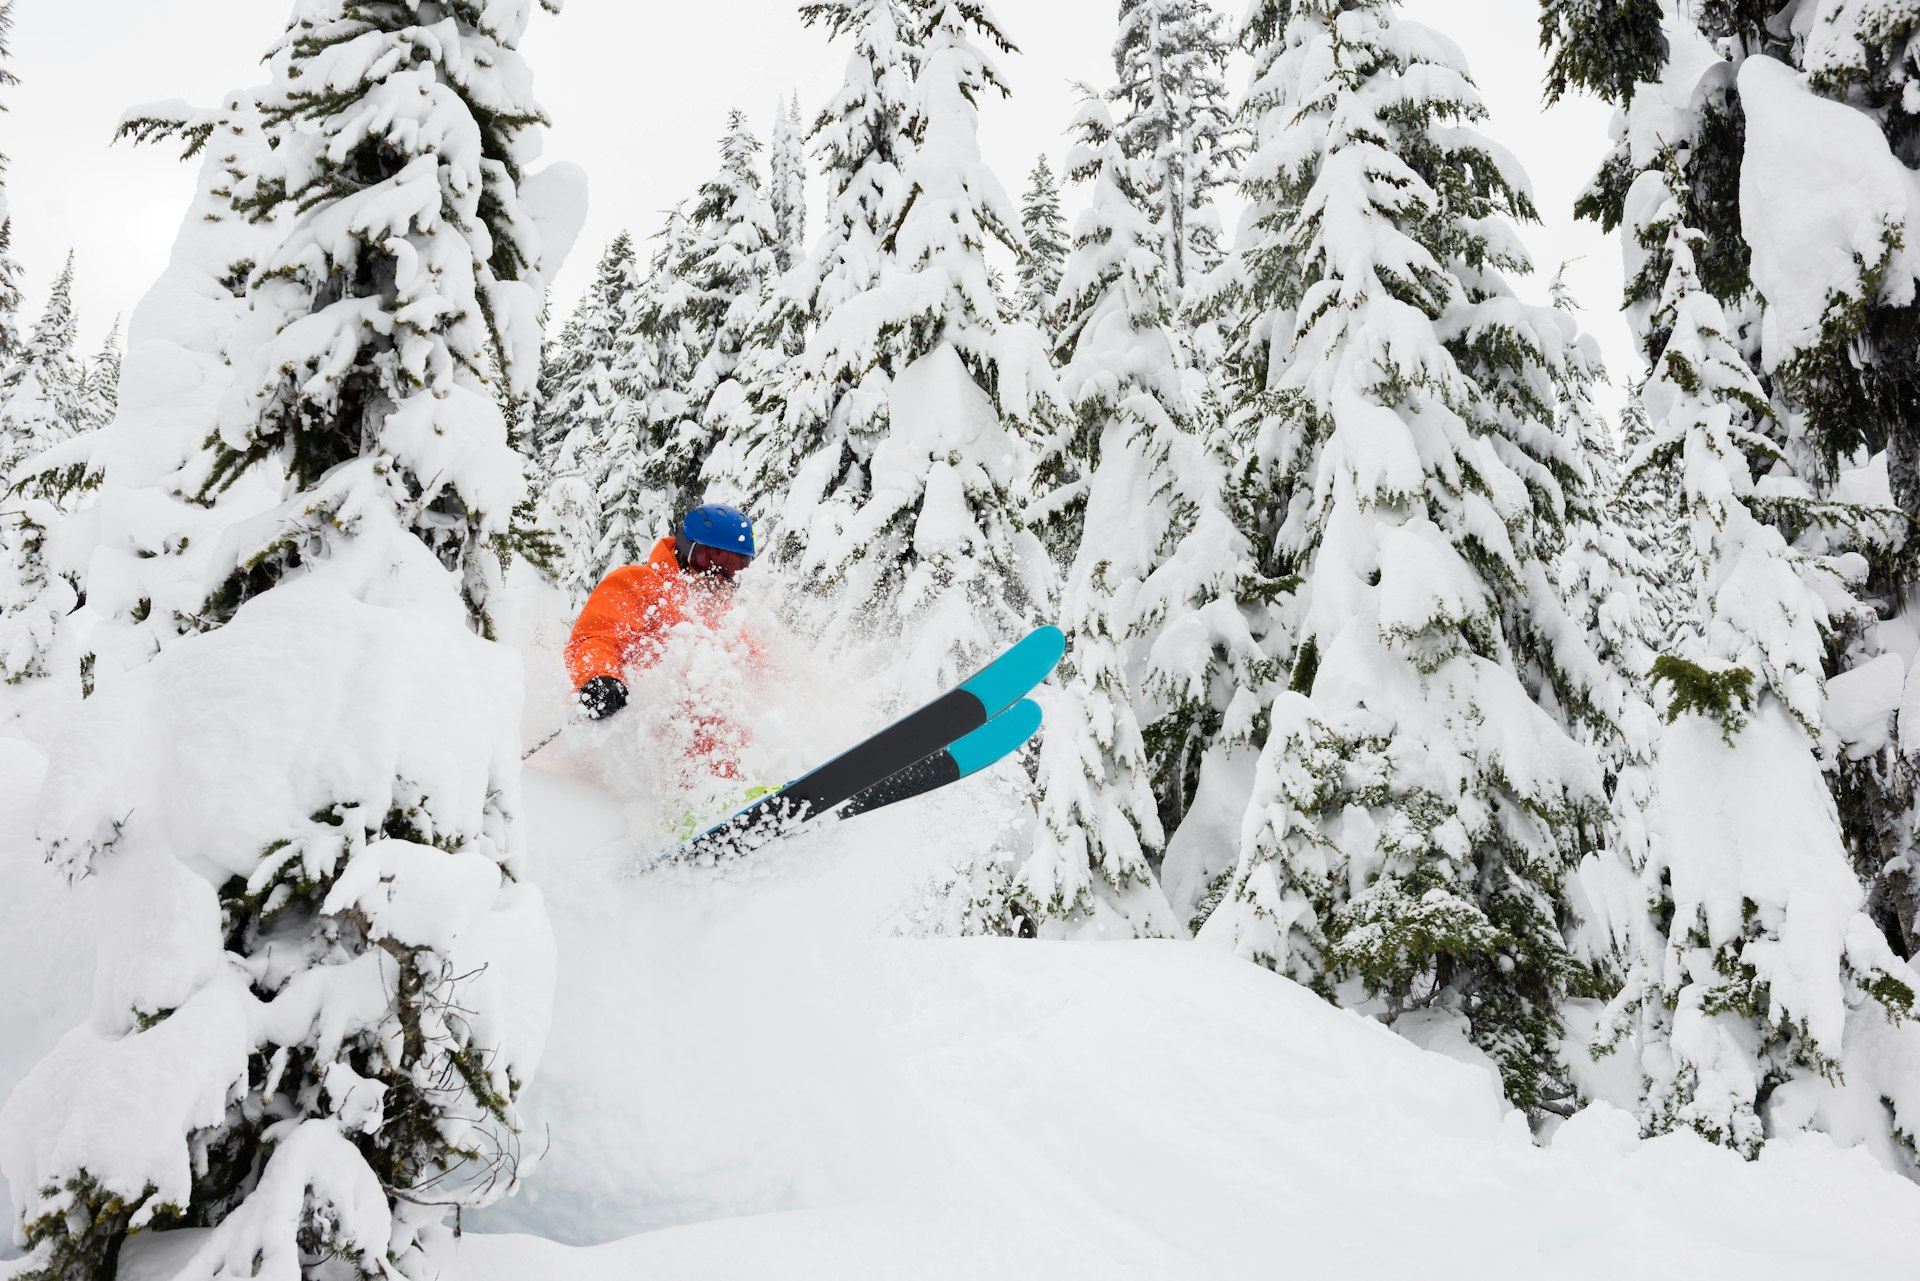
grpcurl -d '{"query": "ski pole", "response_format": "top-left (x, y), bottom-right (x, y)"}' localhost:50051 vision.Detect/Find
top-left (522, 724), bottom-right (568, 761)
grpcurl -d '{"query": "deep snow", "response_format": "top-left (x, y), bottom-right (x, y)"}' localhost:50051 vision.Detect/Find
top-left (0, 739), bottom-right (87, 1259)
top-left (4, 593), bottom-right (1919, 1278)
top-left (426, 755), bottom-right (1919, 1279)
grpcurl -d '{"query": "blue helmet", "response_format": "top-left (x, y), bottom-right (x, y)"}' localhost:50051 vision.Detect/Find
top-left (681, 502), bottom-right (756, 557)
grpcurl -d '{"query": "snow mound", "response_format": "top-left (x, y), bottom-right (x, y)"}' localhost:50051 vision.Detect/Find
top-left (421, 764), bottom-right (1917, 1279)
top-left (0, 740), bottom-right (86, 1263)
top-left (10, 632), bottom-right (1920, 1278)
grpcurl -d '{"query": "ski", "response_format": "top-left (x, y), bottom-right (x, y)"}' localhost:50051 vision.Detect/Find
top-left (635, 626), bottom-right (1064, 871)
top-left (836, 697), bottom-right (1042, 821)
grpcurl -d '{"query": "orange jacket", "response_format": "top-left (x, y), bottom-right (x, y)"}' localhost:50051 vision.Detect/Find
top-left (565, 537), bottom-right (710, 689)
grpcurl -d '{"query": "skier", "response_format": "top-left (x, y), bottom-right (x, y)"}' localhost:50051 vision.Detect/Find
top-left (566, 502), bottom-right (758, 725)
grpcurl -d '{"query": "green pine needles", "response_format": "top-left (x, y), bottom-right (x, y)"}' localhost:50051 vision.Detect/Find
top-left (1650, 655), bottom-right (1756, 739)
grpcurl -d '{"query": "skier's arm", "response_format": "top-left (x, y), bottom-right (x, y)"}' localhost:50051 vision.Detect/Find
top-left (565, 567), bottom-right (660, 692)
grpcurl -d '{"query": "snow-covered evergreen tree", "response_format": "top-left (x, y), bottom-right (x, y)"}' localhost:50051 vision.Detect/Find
top-left (0, 7), bottom-right (580, 1276)
top-left (816, 0), bottom-right (1054, 684)
top-left (0, 272), bottom-right (103, 689)
top-left (0, 490), bottom-right (66, 684)
top-left (0, 0), bottom-right (17, 373)
top-left (0, 248), bottom-right (86, 685)
top-left (1558, 15), bottom-right (1750, 330)
top-left (1016, 154), bottom-right (1066, 331)
top-left (170, 4), bottom-right (564, 631)
top-left (1540, 280), bottom-right (1667, 1020)
top-left (1110, 0), bottom-right (1243, 291)
top-left (769, 90), bottom-right (809, 274)
top-left (538, 235), bottom-right (640, 480)
top-left (658, 112), bottom-right (779, 519)
top-left (537, 234), bottom-right (643, 599)
top-left (708, 243), bottom-right (815, 519)
top-left (712, 90), bottom-right (819, 517)
top-left (0, 0), bottom-right (13, 151)
top-left (0, 219), bottom-right (21, 377)
top-left (594, 208), bottom-right (694, 575)
top-left (771, 0), bottom-right (917, 572)
top-left (1537, 0), bottom-right (1667, 110)
top-left (533, 307), bottom-right (588, 476)
top-left (1204, 0), bottom-right (1310, 437)
top-left (79, 315), bottom-right (122, 434)
top-left (0, 252), bottom-right (86, 483)
top-left (1145, 0), bottom-right (1299, 921)
top-left (592, 393), bottom-right (662, 579)
top-left (1549, 285), bottom-right (1658, 737)
top-left (1022, 99), bottom-right (1189, 939)
top-left (1537, 15), bottom-right (1727, 680)
top-left (0, 94), bottom-right (285, 718)
top-left (1196, 0), bottom-right (1611, 1116)
top-left (1607, 161), bottom-right (1920, 1160)
top-left (1539, 5), bottom-right (1920, 1169)
top-left (1796, 0), bottom-right (1920, 505)
top-left (1739, 35), bottom-right (1920, 976)
top-left (1614, 395), bottom-right (1685, 654)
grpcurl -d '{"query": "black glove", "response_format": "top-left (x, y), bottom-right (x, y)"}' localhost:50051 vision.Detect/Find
top-left (578, 676), bottom-right (628, 720)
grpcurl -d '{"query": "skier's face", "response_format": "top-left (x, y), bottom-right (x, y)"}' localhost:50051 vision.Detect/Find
top-left (688, 543), bottom-right (753, 583)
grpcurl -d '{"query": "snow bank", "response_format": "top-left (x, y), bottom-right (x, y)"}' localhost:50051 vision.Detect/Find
top-left (11, 623), bottom-right (1920, 1276)
top-left (0, 740), bottom-right (89, 1263)
top-left (388, 762), bottom-right (1919, 1278)
top-left (436, 873), bottom-right (1917, 1278)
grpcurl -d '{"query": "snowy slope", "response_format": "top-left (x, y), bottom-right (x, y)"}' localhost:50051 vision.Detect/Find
top-left (435, 759), bottom-right (1915, 1279)
top-left (0, 740), bottom-right (89, 1263)
top-left (6, 607), bottom-right (1920, 1277)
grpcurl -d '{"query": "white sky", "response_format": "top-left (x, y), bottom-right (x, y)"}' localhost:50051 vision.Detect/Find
top-left (3, 0), bottom-right (1631, 388)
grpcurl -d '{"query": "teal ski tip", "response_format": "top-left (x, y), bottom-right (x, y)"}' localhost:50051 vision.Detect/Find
top-left (949, 697), bottom-right (1043, 778)
top-left (959, 625), bottom-right (1065, 717)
